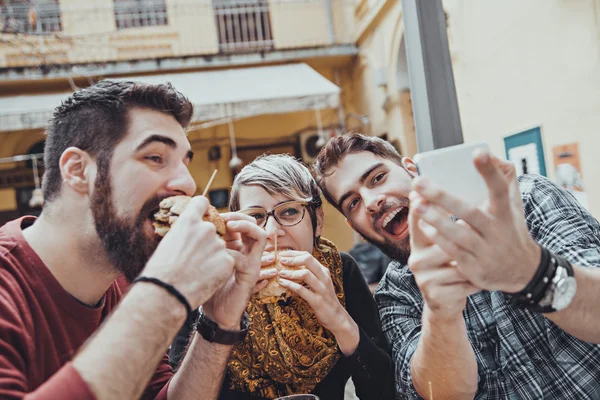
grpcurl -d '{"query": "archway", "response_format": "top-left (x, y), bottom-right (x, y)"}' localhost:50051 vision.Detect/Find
top-left (386, 17), bottom-right (418, 157)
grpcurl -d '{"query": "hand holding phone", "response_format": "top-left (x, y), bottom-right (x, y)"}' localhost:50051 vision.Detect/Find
top-left (413, 142), bottom-right (490, 206)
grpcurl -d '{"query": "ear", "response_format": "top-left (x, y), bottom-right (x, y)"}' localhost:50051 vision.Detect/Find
top-left (59, 147), bottom-right (95, 196)
top-left (402, 157), bottom-right (419, 177)
top-left (314, 207), bottom-right (325, 237)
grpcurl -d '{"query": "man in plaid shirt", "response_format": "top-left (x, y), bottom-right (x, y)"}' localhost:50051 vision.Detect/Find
top-left (314, 133), bottom-right (600, 399)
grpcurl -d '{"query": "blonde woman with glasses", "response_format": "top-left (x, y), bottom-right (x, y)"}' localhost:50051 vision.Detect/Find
top-left (169, 154), bottom-right (394, 400)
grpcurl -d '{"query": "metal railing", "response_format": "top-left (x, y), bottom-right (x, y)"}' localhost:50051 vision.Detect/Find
top-left (113, 0), bottom-right (169, 30)
top-left (213, 0), bottom-right (274, 53)
top-left (0, 0), bottom-right (61, 35)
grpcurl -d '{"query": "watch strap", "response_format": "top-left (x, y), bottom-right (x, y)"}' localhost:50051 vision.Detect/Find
top-left (506, 247), bottom-right (573, 313)
top-left (504, 245), bottom-right (554, 305)
top-left (195, 310), bottom-right (250, 345)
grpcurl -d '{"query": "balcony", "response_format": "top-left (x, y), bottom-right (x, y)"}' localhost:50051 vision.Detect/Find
top-left (213, 0), bottom-right (274, 53)
top-left (0, 0), bottom-right (355, 70)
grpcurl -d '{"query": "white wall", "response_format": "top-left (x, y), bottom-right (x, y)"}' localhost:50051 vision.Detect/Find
top-left (444, 0), bottom-right (600, 217)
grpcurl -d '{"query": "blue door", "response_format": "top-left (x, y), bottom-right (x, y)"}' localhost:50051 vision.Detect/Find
top-left (504, 127), bottom-right (547, 177)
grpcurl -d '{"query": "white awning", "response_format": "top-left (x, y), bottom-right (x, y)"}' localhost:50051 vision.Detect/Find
top-left (0, 63), bottom-right (339, 132)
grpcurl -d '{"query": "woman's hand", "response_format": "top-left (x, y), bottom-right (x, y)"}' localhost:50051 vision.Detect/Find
top-left (278, 250), bottom-right (360, 356)
top-left (252, 253), bottom-right (278, 294)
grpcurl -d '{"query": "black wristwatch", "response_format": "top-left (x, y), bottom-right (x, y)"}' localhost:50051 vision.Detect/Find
top-left (195, 308), bottom-right (250, 345)
top-left (505, 246), bottom-right (577, 313)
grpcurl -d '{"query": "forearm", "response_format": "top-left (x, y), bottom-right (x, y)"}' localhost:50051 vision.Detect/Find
top-left (73, 283), bottom-right (186, 400)
top-left (331, 312), bottom-right (361, 356)
top-left (544, 266), bottom-right (600, 343)
top-left (411, 306), bottom-right (477, 400)
top-left (167, 333), bottom-right (232, 399)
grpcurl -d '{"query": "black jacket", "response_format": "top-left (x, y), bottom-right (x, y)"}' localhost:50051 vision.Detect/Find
top-left (169, 252), bottom-right (395, 400)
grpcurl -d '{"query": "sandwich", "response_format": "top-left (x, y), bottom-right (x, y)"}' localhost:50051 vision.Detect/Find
top-left (254, 254), bottom-right (303, 304)
top-left (152, 195), bottom-right (226, 237)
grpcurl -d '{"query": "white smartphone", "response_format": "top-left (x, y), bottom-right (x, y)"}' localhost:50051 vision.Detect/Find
top-left (413, 142), bottom-right (490, 206)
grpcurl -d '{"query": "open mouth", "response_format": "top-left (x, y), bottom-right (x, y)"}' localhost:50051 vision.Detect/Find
top-left (381, 206), bottom-right (409, 237)
top-left (149, 206), bottom-right (171, 236)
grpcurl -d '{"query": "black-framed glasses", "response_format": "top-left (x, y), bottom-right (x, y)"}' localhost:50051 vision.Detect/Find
top-left (240, 200), bottom-right (310, 228)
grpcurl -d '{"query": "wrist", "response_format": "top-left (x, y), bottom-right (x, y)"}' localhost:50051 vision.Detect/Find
top-left (129, 282), bottom-right (187, 325)
top-left (201, 305), bottom-right (241, 331)
top-left (423, 303), bottom-right (465, 326)
top-left (505, 240), bottom-right (542, 293)
top-left (196, 308), bottom-right (250, 345)
top-left (330, 311), bottom-right (360, 356)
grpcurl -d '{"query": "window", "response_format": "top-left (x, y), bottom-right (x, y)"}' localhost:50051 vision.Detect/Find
top-left (213, 0), bottom-right (273, 53)
top-left (113, 0), bottom-right (168, 30)
top-left (0, 0), bottom-right (61, 34)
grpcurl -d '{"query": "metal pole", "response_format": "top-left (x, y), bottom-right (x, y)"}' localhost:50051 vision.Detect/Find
top-left (402, 0), bottom-right (463, 151)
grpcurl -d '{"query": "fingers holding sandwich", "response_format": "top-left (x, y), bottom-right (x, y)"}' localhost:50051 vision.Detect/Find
top-left (152, 195), bottom-right (226, 238)
top-left (252, 254), bottom-right (279, 294)
top-left (277, 250), bottom-right (350, 336)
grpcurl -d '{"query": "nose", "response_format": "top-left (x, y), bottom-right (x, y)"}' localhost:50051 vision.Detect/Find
top-left (166, 162), bottom-right (197, 196)
top-left (363, 190), bottom-right (385, 215)
top-left (265, 218), bottom-right (284, 241)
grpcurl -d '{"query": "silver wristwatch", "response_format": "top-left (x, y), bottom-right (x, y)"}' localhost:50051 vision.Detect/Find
top-left (539, 262), bottom-right (577, 311)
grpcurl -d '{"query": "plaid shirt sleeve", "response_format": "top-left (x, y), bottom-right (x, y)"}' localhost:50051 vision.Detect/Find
top-left (519, 174), bottom-right (600, 269)
top-left (375, 175), bottom-right (600, 399)
top-left (375, 263), bottom-right (425, 400)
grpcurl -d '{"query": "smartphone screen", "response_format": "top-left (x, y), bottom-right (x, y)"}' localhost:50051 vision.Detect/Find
top-left (413, 142), bottom-right (490, 206)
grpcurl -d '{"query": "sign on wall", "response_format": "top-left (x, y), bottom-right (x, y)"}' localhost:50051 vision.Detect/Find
top-left (504, 127), bottom-right (547, 177)
top-left (552, 142), bottom-right (588, 209)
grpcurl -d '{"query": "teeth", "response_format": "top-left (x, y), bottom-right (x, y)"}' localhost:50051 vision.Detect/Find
top-left (382, 207), bottom-right (403, 228)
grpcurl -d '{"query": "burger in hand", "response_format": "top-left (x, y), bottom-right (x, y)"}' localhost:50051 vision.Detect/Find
top-left (254, 253), bottom-right (303, 304)
top-left (152, 195), bottom-right (226, 237)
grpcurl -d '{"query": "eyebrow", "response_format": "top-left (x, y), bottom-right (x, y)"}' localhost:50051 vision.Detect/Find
top-left (243, 200), bottom-right (299, 210)
top-left (336, 162), bottom-right (385, 210)
top-left (135, 134), bottom-right (194, 162)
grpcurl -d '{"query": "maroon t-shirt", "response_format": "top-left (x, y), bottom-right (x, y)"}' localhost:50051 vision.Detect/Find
top-left (0, 217), bottom-right (173, 399)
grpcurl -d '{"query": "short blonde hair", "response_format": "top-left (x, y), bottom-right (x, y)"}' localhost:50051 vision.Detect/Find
top-left (229, 154), bottom-right (323, 234)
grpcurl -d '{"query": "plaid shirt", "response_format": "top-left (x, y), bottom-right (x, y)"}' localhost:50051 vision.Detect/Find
top-left (375, 175), bottom-right (600, 399)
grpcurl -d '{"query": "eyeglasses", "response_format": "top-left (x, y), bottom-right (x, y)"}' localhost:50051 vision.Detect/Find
top-left (240, 200), bottom-right (310, 228)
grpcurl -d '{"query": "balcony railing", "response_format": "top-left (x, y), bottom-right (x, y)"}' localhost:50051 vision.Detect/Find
top-left (113, 0), bottom-right (169, 30)
top-left (213, 0), bottom-right (273, 53)
top-left (0, 0), bottom-right (61, 35)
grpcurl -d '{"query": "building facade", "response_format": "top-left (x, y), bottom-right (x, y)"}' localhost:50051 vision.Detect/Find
top-left (0, 0), bottom-right (359, 250)
top-left (3, 0), bottom-right (600, 247)
top-left (353, 0), bottom-right (600, 218)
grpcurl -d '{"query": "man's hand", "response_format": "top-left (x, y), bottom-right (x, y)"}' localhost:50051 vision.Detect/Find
top-left (411, 151), bottom-right (541, 293)
top-left (143, 196), bottom-right (235, 309)
top-left (408, 193), bottom-right (479, 321)
top-left (203, 213), bottom-right (267, 329)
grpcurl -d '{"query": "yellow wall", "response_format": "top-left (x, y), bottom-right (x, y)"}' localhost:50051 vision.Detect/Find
top-left (0, 0), bottom-right (352, 68)
top-left (350, 0), bottom-right (418, 157)
top-left (354, 0), bottom-right (600, 218)
top-left (269, 0), bottom-right (331, 49)
top-left (443, 0), bottom-right (600, 218)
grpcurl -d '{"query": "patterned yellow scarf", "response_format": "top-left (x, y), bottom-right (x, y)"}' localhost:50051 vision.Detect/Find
top-left (227, 238), bottom-right (346, 399)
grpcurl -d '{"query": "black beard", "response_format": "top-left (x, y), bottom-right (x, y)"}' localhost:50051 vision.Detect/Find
top-left (355, 225), bottom-right (411, 266)
top-left (353, 199), bottom-right (411, 266)
top-left (91, 157), bottom-right (162, 282)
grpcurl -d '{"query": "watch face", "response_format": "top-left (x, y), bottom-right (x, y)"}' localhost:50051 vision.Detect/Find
top-left (552, 277), bottom-right (577, 311)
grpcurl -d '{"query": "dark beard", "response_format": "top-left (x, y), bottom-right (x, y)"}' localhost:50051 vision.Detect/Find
top-left (91, 157), bottom-right (162, 282)
top-left (355, 225), bottom-right (411, 266)
top-left (353, 199), bottom-right (411, 266)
